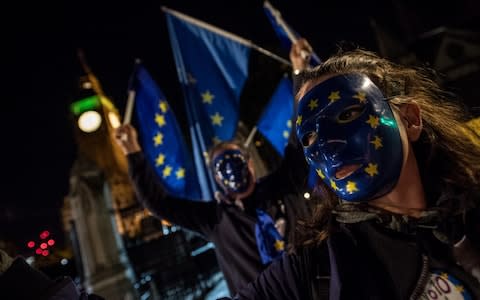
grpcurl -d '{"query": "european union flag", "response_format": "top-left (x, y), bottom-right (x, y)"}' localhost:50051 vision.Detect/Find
top-left (263, 0), bottom-right (321, 65)
top-left (132, 64), bottom-right (203, 200)
top-left (164, 7), bottom-right (251, 147)
top-left (257, 76), bottom-right (294, 156)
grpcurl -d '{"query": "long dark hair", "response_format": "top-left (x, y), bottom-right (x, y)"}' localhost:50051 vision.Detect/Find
top-left (294, 49), bottom-right (480, 248)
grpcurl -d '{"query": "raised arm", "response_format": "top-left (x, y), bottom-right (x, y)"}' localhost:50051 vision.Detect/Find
top-left (114, 124), bottom-right (218, 235)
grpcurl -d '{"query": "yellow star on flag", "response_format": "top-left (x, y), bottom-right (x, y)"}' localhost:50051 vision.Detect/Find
top-left (316, 169), bottom-right (325, 179)
top-left (353, 91), bottom-right (367, 103)
top-left (346, 181), bottom-right (359, 194)
top-left (308, 99), bottom-right (319, 110)
top-left (162, 165), bottom-right (172, 178)
top-left (211, 112), bottom-right (224, 126)
top-left (155, 114), bottom-right (166, 127)
top-left (153, 132), bottom-right (164, 146)
top-left (455, 284), bottom-right (465, 293)
top-left (330, 179), bottom-right (339, 191)
top-left (201, 90), bottom-right (214, 104)
top-left (370, 135), bottom-right (383, 150)
top-left (296, 115), bottom-right (302, 126)
top-left (274, 239), bottom-right (285, 251)
top-left (159, 100), bottom-right (168, 113)
top-left (283, 130), bottom-right (289, 139)
top-left (155, 153), bottom-right (165, 166)
top-left (175, 167), bottom-right (185, 179)
top-left (366, 115), bottom-right (380, 129)
top-left (328, 91), bottom-right (341, 102)
top-left (440, 273), bottom-right (449, 279)
top-left (287, 120), bottom-right (292, 128)
top-left (364, 163), bottom-right (378, 177)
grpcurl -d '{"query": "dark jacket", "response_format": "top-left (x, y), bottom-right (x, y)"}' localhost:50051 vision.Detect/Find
top-left (127, 141), bottom-right (309, 295)
top-left (234, 206), bottom-right (480, 300)
top-left (0, 257), bottom-right (103, 300)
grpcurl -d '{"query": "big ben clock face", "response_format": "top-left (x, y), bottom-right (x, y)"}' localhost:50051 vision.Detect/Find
top-left (78, 110), bottom-right (102, 133)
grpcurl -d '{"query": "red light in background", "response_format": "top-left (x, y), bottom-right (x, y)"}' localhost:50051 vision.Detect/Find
top-left (47, 239), bottom-right (55, 246)
top-left (40, 230), bottom-right (50, 239)
top-left (35, 248), bottom-right (42, 255)
top-left (40, 243), bottom-right (48, 249)
top-left (27, 241), bottom-right (35, 248)
top-left (41, 250), bottom-right (49, 256)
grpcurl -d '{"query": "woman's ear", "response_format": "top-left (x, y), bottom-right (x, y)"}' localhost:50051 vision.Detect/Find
top-left (400, 102), bottom-right (423, 142)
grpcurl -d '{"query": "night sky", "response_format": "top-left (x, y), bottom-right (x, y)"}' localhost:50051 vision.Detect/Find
top-left (3, 0), bottom-right (479, 251)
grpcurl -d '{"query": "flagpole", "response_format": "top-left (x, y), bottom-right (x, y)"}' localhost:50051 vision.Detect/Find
top-left (244, 126), bottom-right (258, 148)
top-left (77, 49), bottom-right (107, 97)
top-left (161, 6), bottom-right (291, 67)
top-left (123, 59), bottom-right (141, 125)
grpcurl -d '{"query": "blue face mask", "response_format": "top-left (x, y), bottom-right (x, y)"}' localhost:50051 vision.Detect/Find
top-left (213, 149), bottom-right (251, 194)
top-left (296, 74), bottom-right (403, 202)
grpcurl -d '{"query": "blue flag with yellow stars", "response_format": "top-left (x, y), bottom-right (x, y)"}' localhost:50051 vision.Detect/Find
top-left (257, 76), bottom-right (294, 156)
top-left (165, 8), bottom-right (250, 148)
top-left (133, 64), bottom-right (203, 200)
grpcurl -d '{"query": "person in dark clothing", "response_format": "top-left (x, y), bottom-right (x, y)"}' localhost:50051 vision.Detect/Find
top-left (114, 125), bottom-right (309, 295)
top-left (0, 249), bottom-right (104, 300)
top-left (232, 49), bottom-right (480, 300)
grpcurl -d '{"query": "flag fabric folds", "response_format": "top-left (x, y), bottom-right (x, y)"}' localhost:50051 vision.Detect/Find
top-left (164, 8), bottom-right (251, 147)
top-left (132, 64), bottom-right (203, 200)
top-left (257, 76), bottom-right (294, 156)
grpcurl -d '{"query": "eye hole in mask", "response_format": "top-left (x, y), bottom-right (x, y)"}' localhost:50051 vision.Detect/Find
top-left (301, 131), bottom-right (318, 147)
top-left (336, 104), bottom-right (366, 124)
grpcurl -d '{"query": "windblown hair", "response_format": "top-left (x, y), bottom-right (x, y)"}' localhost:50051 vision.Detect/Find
top-left (294, 48), bottom-right (480, 248)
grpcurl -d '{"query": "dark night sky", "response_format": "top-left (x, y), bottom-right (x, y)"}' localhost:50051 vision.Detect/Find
top-left (2, 0), bottom-right (479, 251)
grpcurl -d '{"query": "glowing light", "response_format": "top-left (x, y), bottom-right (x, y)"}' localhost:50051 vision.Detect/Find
top-left (27, 241), bottom-right (35, 248)
top-left (108, 112), bottom-right (121, 129)
top-left (47, 239), bottom-right (55, 246)
top-left (303, 192), bottom-right (311, 199)
top-left (380, 117), bottom-right (397, 128)
top-left (40, 230), bottom-right (50, 239)
top-left (40, 243), bottom-right (48, 249)
top-left (61, 258), bottom-right (68, 265)
top-left (35, 248), bottom-right (42, 255)
top-left (41, 250), bottom-right (49, 256)
top-left (26, 256), bottom-right (35, 265)
top-left (78, 111), bottom-right (102, 133)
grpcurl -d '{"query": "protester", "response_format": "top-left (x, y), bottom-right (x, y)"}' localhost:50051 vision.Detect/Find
top-left (233, 48), bottom-right (480, 299)
top-left (113, 41), bottom-right (313, 295)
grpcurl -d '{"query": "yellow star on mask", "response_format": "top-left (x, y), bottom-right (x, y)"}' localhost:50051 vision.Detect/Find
top-left (330, 179), bottom-right (339, 191)
top-left (346, 181), bottom-right (359, 194)
top-left (274, 239), bottom-right (285, 251)
top-left (366, 115), bottom-right (380, 129)
top-left (153, 132), bottom-right (163, 146)
top-left (296, 115), bottom-right (302, 126)
top-left (440, 273), bottom-right (449, 279)
top-left (155, 153), bottom-right (165, 166)
top-left (175, 167), bottom-right (185, 179)
top-left (155, 114), bottom-right (166, 127)
top-left (353, 91), bottom-right (367, 103)
top-left (159, 100), bottom-right (168, 113)
top-left (316, 168), bottom-right (325, 179)
top-left (328, 91), bottom-right (341, 102)
top-left (308, 99), bottom-right (319, 110)
top-left (283, 130), bottom-right (289, 139)
top-left (211, 112), bottom-right (224, 126)
top-left (287, 120), bottom-right (292, 128)
top-left (364, 163), bottom-right (378, 177)
top-left (370, 135), bottom-right (383, 150)
top-left (202, 90), bottom-right (214, 104)
top-left (162, 165), bottom-right (172, 178)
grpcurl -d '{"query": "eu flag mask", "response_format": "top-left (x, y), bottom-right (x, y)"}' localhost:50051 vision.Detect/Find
top-left (213, 149), bottom-right (251, 194)
top-left (296, 74), bottom-right (403, 202)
